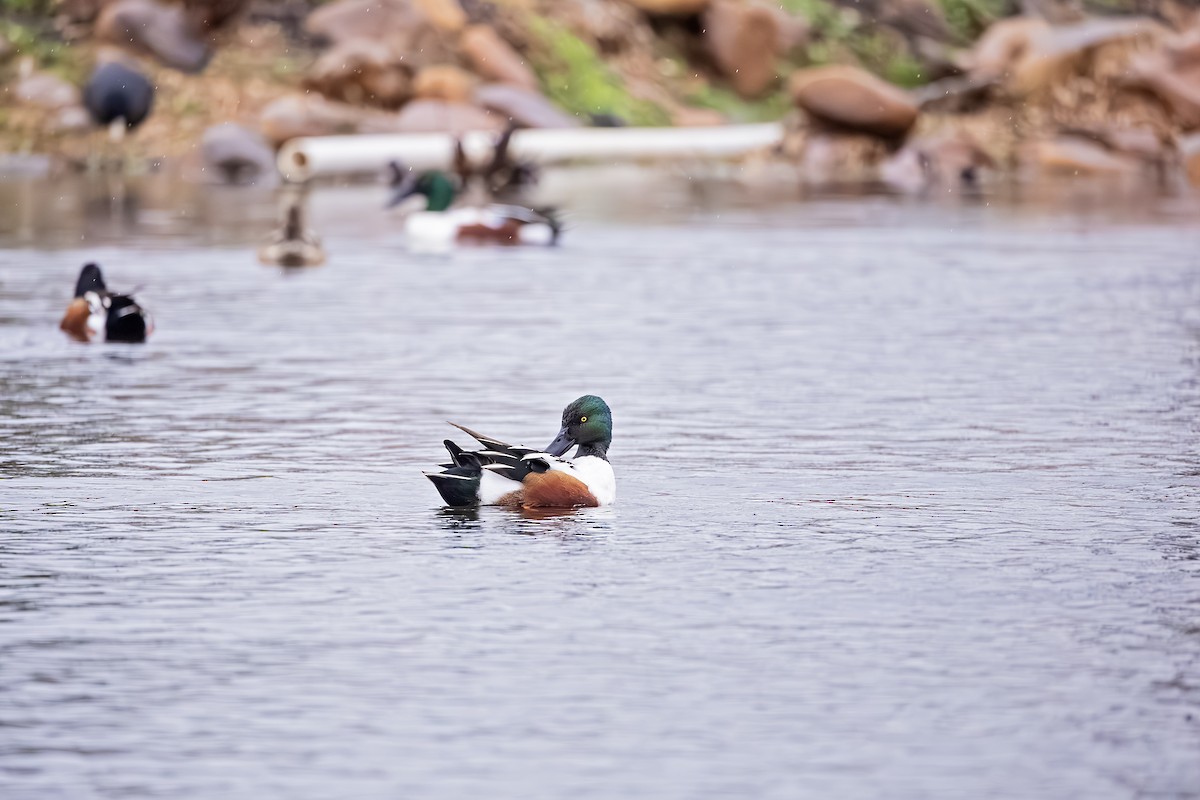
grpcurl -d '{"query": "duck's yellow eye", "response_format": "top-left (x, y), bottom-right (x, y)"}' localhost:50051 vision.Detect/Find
top-left (580, 416), bottom-right (587, 423)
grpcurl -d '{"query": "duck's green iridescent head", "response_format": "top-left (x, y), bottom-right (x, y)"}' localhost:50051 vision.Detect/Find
top-left (386, 169), bottom-right (457, 212)
top-left (546, 395), bottom-right (612, 459)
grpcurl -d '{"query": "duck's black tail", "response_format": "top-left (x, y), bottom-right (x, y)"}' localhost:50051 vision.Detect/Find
top-left (106, 295), bottom-right (148, 343)
top-left (533, 206), bottom-right (563, 245)
top-left (426, 439), bottom-right (482, 506)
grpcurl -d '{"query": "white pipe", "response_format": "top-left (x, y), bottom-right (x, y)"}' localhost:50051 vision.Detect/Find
top-left (277, 124), bottom-right (784, 182)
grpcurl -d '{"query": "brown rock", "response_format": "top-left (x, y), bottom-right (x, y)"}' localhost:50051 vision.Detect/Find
top-left (304, 39), bottom-right (414, 109)
top-left (963, 16), bottom-right (1051, 79)
top-left (460, 25), bottom-right (539, 91)
top-left (259, 94), bottom-right (390, 146)
top-left (704, 0), bottom-right (784, 98)
top-left (95, 0), bottom-right (211, 73)
top-left (413, 0), bottom-right (466, 33)
top-left (1011, 17), bottom-right (1169, 94)
top-left (473, 83), bottom-right (581, 128)
top-left (394, 99), bottom-right (503, 133)
top-left (624, 0), bottom-right (709, 15)
top-left (413, 65), bottom-right (476, 103)
top-left (789, 65), bottom-right (920, 138)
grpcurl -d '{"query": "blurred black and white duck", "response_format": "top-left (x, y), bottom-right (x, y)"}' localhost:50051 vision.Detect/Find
top-left (60, 263), bottom-right (152, 343)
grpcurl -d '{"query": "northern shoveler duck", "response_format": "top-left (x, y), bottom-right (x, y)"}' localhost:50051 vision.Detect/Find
top-left (385, 128), bottom-right (560, 250)
top-left (426, 396), bottom-right (615, 509)
top-left (60, 263), bottom-right (152, 343)
top-left (258, 191), bottom-right (324, 267)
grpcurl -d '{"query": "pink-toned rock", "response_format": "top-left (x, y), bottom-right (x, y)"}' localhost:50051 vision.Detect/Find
top-left (799, 132), bottom-right (889, 187)
top-left (460, 25), bottom-right (539, 91)
top-left (672, 106), bottom-right (728, 127)
top-left (962, 16), bottom-right (1050, 79)
top-left (624, 0), bottom-right (708, 15)
top-left (880, 131), bottom-right (996, 193)
top-left (96, 0), bottom-right (211, 73)
top-left (473, 84), bottom-right (581, 128)
top-left (413, 64), bottom-right (476, 103)
top-left (304, 0), bottom-right (458, 68)
top-left (259, 94), bottom-right (391, 146)
top-left (704, 0), bottom-right (784, 98)
top-left (49, 105), bottom-right (94, 134)
top-left (394, 99), bottom-right (503, 133)
top-left (201, 122), bottom-right (278, 185)
top-left (789, 65), bottom-right (919, 138)
top-left (15, 68), bottom-right (81, 110)
top-left (304, 39), bottom-right (413, 109)
top-left (1021, 136), bottom-right (1141, 176)
top-left (1180, 133), bottom-right (1200, 186)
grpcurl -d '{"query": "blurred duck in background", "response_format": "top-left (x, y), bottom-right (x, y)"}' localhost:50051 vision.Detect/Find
top-left (60, 263), bottom-right (152, 343)
top-left (83, 54), bottom-right (155, 171)
top-left (385, 127), bottom-right (561, 251)
top-left (259, 187), bottom-right (325, 267)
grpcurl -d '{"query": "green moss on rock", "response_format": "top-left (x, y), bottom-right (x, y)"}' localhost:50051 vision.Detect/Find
top-left (525, 16), bottom-right (670, 127)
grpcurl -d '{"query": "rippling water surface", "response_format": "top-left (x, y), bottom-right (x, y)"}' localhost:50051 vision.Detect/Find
top-left (1, 174), bottom-right (1198, 799)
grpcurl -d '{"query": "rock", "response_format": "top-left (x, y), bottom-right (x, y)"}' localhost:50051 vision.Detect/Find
top-left (259, 94), bottom-right (389, 146)
top-left (1180, 133), bottom-right (1200, 186)
top-left (460, 25), bottom-right (539, 91)
top-left (672, 106), bottom-right (728, 127)
top-left (182, 0), bottom-right (249, 32)
top-left (880, 131), bottom-right (996, 194)
top-left (49, 105), bottom-right (94, 134)
top-left (95, 0), bottom-right (211, 73)
top-left (624, 0), bottom-right (709, 15)
top-left (394, 99), bottom-right (503, 133)
top-left (555, 0), bottom-right (650, 54)
top-left (413, 0), bottom-right (466, 33)
top-left (413, 64), bottom-right (476, 103)
top-left (703, 0), bottom-right (784, 98)
top-left (1020, 136), bottom-right (1141, 176)
top-left (789, 65), bottom-right (920, 138)
top-left (473, 84), bottom-right (581, 128)
top-left (200, 123), bottom-right (278, 185)
top-left (305, 0), bottom-right (459, 68)
top-left (0, 33), bottom-right (12, 64)
top-left (304, 39), bottom-right (414, 109)
top-left (963, 16), bottom-right (1051, 79)
top-left (15, 67), bottom-right (81, 110)
top-left (1010, 17), bottom-right (1169, 94)
top-left (876, 0), bottom-right (953, 43)
top-left (798, 132), bottom-right (889, 187)
top-left (1124, 47), bottom-right (1200, 130)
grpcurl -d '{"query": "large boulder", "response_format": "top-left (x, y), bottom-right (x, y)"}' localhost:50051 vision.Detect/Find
top-left (95, 0), bottom-right (211, 73)
top-left (1010, 17), bottom-right (1169, 94)
top-left (460, 25), bottom-right (539, 91)
top-left (413, 65), bottom-right (476, 103)
top-left (473, 83), bottom-right (581, 128)
top-left (200, 123), bottom-right (278, 186)
top-left (304, 39), bottom-right (414, 109)
top-left (305, 0), bottom-right (460, 68)
top-left (394, 99), bottom-right (504, 133)
top-left (703, 0), bottom-right (785, 98)
top-left (789, 65), bottom-right (920, 138)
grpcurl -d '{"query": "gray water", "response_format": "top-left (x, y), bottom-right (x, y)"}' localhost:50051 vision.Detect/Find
top-left (1, 176), bottom-right (1198, 799)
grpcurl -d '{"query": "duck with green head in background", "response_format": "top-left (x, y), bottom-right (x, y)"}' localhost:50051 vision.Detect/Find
top-left (385, 129), bottom-right (562, 252)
